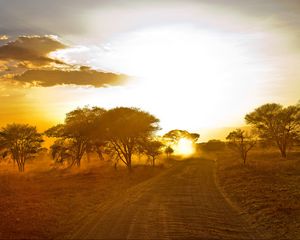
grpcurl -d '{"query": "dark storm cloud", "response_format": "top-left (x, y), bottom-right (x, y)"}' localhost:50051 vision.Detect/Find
top-left (14, 69), bottom-right (127, 88)
top-left (0, 36), bottom-right (66, 65)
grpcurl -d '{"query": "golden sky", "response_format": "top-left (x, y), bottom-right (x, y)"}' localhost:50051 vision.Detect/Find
top-left (0, 0), bottom-right (300, 141)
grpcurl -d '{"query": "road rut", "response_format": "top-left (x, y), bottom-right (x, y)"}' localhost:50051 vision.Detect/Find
top-left (68, 159), bottom-right (260, 239)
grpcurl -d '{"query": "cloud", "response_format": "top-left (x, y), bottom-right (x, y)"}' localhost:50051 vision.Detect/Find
top-left (14, 69), bottom-right (127, 88)
top-left (0, 35), bottom-right (8, 40)
top-left (0, 35), bottom-right (66, 65)
top-left (0, 35), bottom-right (128, 88)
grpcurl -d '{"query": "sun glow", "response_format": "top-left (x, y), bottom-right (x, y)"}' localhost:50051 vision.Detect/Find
top-left (49, 25), bottom-right (271, 134)
top-left (174, 138), bottom-right (195, 156)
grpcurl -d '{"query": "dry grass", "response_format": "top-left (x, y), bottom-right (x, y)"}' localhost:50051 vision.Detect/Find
top-left (0, 159), bottom-right (165, 239)
top-left (214, 147), bottom-right (300, 239)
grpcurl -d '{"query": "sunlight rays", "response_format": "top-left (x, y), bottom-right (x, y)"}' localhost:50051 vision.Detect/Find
top-left (46, 24), bottom-right (275, 137)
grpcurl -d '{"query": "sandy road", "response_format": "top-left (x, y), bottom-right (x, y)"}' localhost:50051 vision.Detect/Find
top-left (68, 159), bottom-right (260, 239)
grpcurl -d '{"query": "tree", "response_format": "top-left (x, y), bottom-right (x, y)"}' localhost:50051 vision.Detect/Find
top-left (141, 140), bottom-right (164, 166)
top-left (245, 103), bottom-right (300, 158)
top-left (163, 129), bottom-right (199, 157)
top-left (226, 129), bottom-right (256, 164)
top-left (49, 139), bottom-right (73, 165)
top-left (165, 146), bottom-right (174, 159)
top-left (99, 107), bottom-right (160, 171)
top-left (163, 129), bottom-right (200, 144)
top-left (46, 106), bottom-right (106, 167)
top-left (0, 124), bottom-right (43, 172)
top-left (203, 139), bottom-right (226, 152)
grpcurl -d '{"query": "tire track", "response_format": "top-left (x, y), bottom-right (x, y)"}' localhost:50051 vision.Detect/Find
top-left (68, 159), bottom-right (261, 239)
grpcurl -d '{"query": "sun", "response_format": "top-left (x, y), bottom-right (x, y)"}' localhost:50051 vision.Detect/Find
top-left (174, 138), bottom-right (195, 156)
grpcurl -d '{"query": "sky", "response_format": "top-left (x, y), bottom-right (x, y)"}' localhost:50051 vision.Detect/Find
top-left (0, 0), bottom-right (300, 141)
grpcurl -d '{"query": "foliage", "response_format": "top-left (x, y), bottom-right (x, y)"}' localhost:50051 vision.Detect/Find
top-left (245, 103), bottom-right (300, 158)
top-left (99, 107), bottom-right (160, 170)
top-left (163, 129), bottom-right (200, 144)
top-left (202, 139), bottom-right (226, 152)
top-left (165, 146), bottom-right (174, 159)
top-left (46, 106), bottom-right (106, 167)
top-left (226, 129), bottom-right (256, 164)
top-left (140, 140), bottom-right (164, 166)
top-left (0, 123), bottom-right (43, 172)
top-left (50, 139), bottom-right (73, 165)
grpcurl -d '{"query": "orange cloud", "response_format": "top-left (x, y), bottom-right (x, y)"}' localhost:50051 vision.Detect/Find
top-left (0, 35), bottom-right (128, 88)
top-left (14, 69), bottom-right (126, 88)
top-left (0, 35), bottom-right (66, 66)
top-left (0, 35), bottom-right (8, 40)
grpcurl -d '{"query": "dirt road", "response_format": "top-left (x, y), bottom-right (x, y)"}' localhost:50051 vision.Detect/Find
top-left (68, 159), bottom-right (260, 239)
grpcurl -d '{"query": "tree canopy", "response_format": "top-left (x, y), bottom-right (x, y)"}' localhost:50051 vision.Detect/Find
top-left (226, 129), bottom-right (256, 164)
top-left (99, 107), bottom-right (160, 170)
top-left (0, 124), bottom-right (43, 172)
top-left (164, 146), bottom-right (174, 159)
top-left (245, 103), bottom-right (300, 158)
top-left (45, 106), bottom-right (106, 166)
top-left (163, 129), bottom-right (200, 144)
top-left (140, 140), bottom-right (164, 166)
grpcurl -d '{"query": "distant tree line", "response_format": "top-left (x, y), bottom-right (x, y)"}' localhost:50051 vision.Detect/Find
top-left (46, 106), bottom-right (163, 171)
top-left (0, 106), bottom-right (199, 172)
top-left (3, 101), bottom-right (297, 171)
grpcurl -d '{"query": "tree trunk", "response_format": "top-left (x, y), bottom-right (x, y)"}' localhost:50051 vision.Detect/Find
top-left (127, 156), bottom-right (132, 172)
top-left (127, 163), bottom-right (132, 172)
top-left (280, 148), bottom-right (287, 158)
top-left (76, 158), bottom-right (81, 167)
top-left (96, 149), bottom-right (104, 161)
top-left (276, 139), bottom-right (287, 159)
top-left (243, 151), bottom-right (247, 165)
top-left (127, 152), bottom-right (132, 172)
top-left (86, 151), bottom-right (91, 163)
top-left (18, 163), bottom-right (25, 172)
top-left (152, 156), bottom-right (155, 167)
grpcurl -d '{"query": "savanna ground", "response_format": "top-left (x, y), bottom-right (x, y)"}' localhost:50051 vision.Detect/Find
top-left (214, 147), bottom-right (300, 239)
top-left (0, 156), bottom-right (165, 239)
top-left (0, 149), bottom-right (299, 239)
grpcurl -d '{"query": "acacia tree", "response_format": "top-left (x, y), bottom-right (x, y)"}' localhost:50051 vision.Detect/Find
top-left (226, 129), bottom-right (256, 164)
top-left (99, 107), bottom-right (160, 171)
top-left (88, 137), bottom-right (107, 161)
top-left (165, 146), bottom-right (174, 159)
top-left (245, 103), bottom-right (300, 158)
top-left (50, 139), bottom-right (73, 165)
top-left (163, 129), bottom-right (199, 157)
top-left (46, 107), bottom-right (106, 167)
top-left (141, 140), bottom-right (164, 166)
top-left (163, 129), bottom-right (200, 145)
top-left (0, 124), bottom-right (43, 172)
